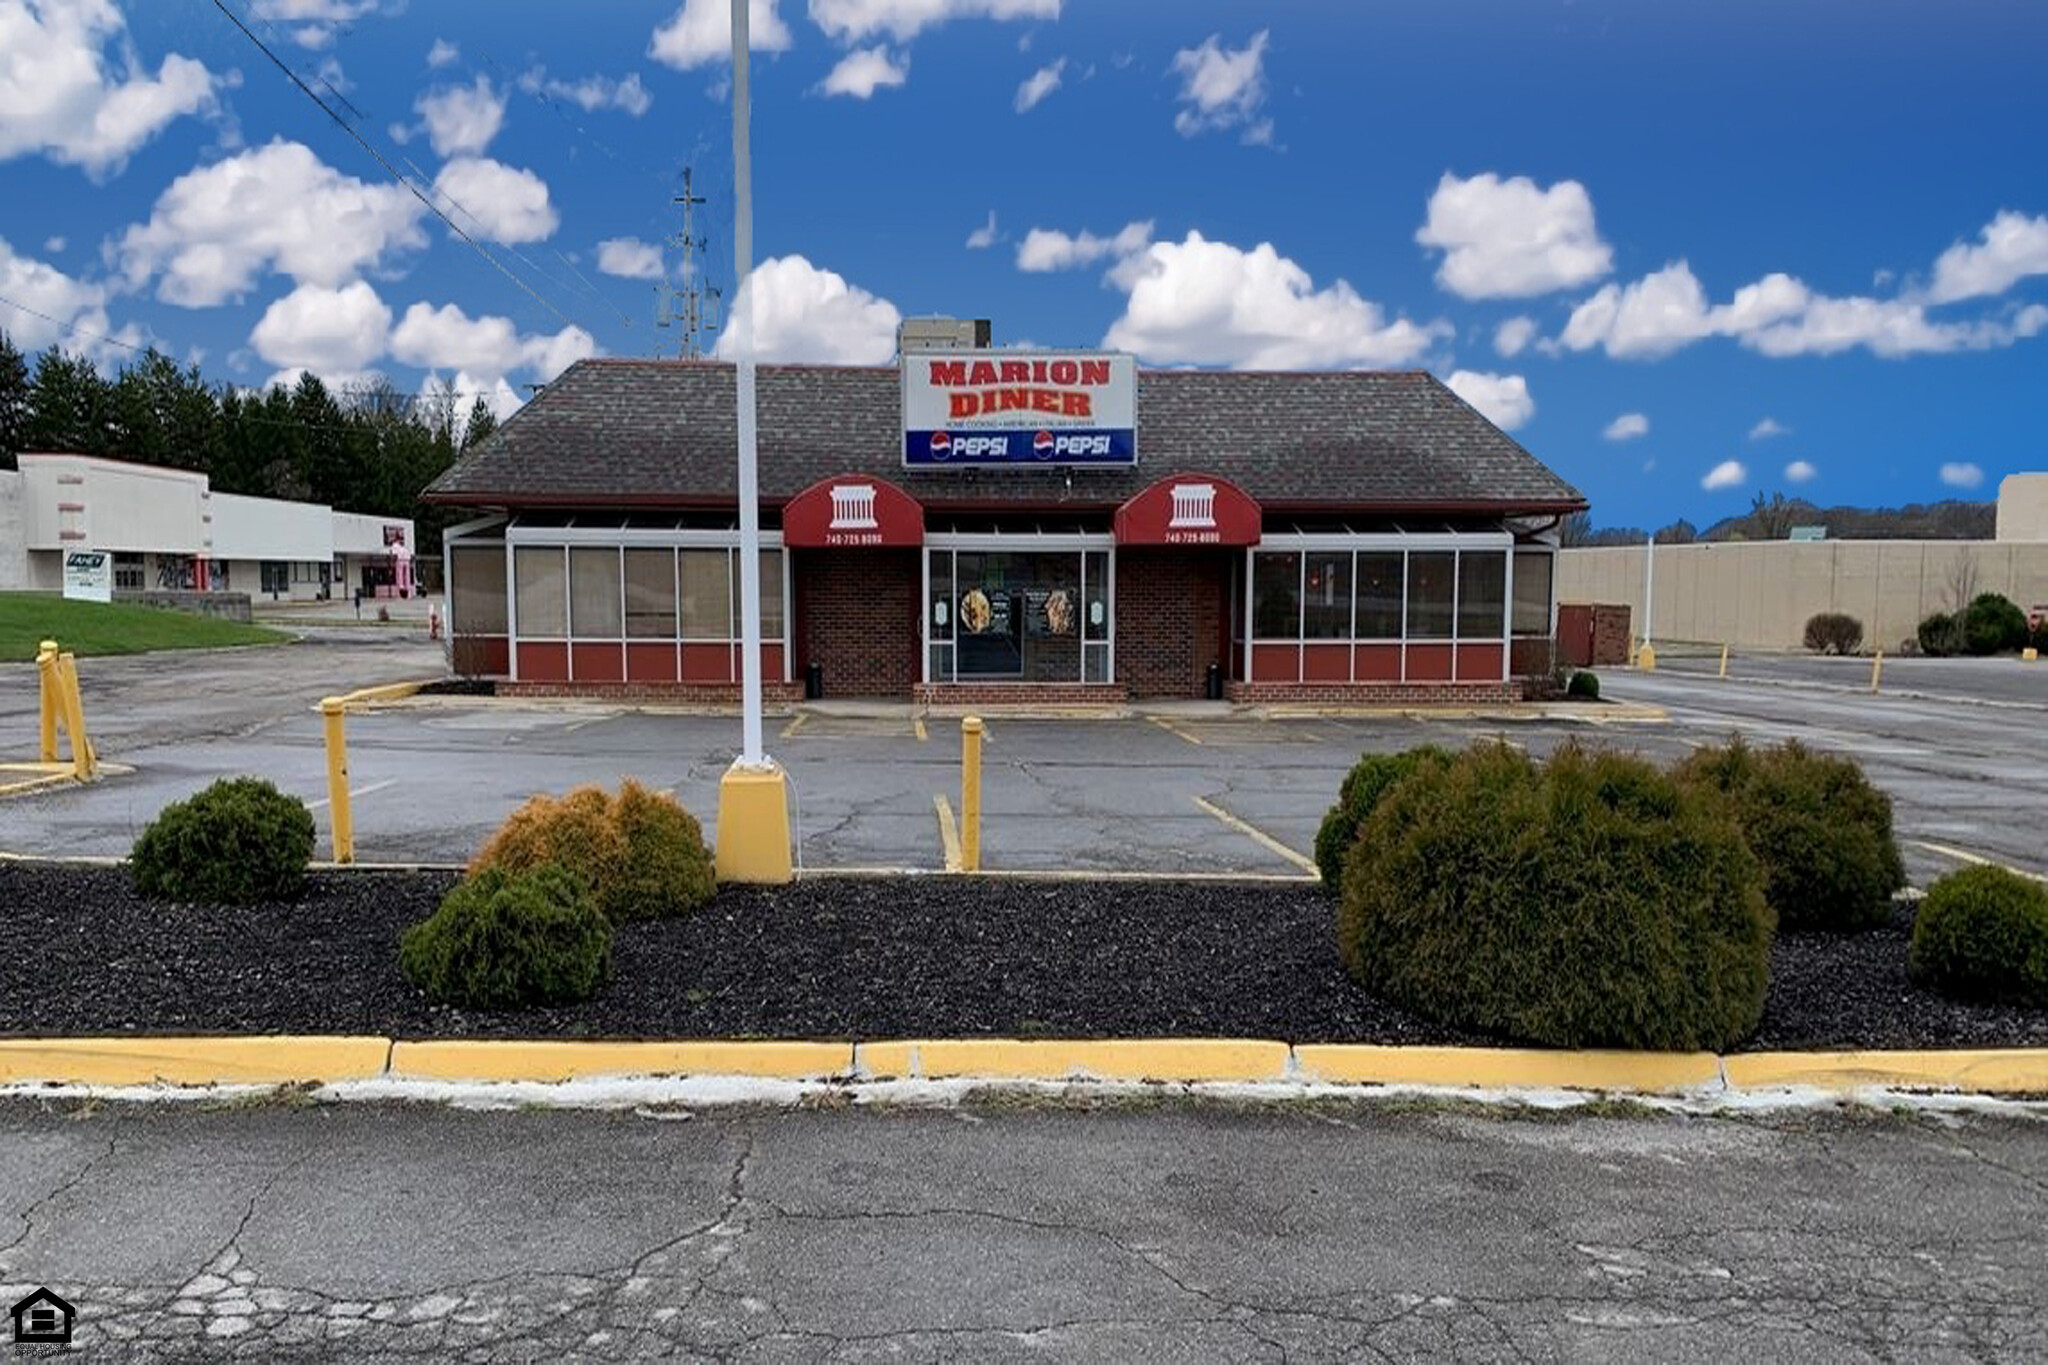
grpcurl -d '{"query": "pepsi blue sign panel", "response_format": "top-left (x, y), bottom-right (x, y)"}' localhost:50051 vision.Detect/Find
top-left (903, 350), bottom-right (1136, 468)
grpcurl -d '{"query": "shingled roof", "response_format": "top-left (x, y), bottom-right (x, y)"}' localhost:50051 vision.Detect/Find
top-left (424, 359), bottom-right (1584, 513)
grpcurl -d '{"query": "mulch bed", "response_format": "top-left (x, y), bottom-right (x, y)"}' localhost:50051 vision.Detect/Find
top-left (1, 864), bottom-right (2041, 1050)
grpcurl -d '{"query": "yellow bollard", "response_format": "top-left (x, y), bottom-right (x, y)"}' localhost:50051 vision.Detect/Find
top-left (36, 639), bottom-right (59, 763)
top-left (1635, 642), bottom-right (1657, 672)
top-left (55, 653), bottom-right (94, 780)
top-left (320, 698), bottom-right (354, 864)
top-left (1718, 643), bottom-right (1730, 679)
top-left (2025, 647), bottom-right (2039, 663)
top-left (961, 716), bottom-right (984, 873)
top-left (1870, 648), bottom-right (1883, 695)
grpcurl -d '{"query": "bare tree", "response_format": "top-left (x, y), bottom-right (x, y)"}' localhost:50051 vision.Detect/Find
top-left (1945, 545), bottom-right (1981, 614)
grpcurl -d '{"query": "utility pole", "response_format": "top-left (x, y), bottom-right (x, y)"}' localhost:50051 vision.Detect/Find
top-left (653, 167), bottom-right (721, 359)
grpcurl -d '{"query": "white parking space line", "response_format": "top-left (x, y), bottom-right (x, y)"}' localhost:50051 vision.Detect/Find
top-left (308, 778), bottom-right (399, 810)
top-left (1192, 795), bottom-right (1319, 876)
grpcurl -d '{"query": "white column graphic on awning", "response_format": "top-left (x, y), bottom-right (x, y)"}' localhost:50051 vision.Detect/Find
top-left (1168, 483), bottom-right (1217, 529)
top-left (828, 484), bottom-right (879, 531)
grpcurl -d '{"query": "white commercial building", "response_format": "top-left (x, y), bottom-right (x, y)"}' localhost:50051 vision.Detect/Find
top-left (0, 453), bottom-right (417, 600)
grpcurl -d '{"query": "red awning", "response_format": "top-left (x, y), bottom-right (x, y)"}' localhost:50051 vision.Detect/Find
top-left (1114, 472), bottom-right (1261, 547)
top-left (780, 473), bottom-right (924, 548)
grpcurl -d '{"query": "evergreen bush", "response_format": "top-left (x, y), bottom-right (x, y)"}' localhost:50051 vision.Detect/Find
top-left (470, 781), bottom-right (717, 920)
top-left (398, 864), bottom-right (611, 1008)
top-left (1312, 747), bottom-right (1450, 896)
top-left (1910, 865), bottom-right (2048, 1008)
top-left (130, 776), bottom-right (316, 904)
top-left (1336, 744), bottom-right (1773, 1051)
top-left (1917, 612), bottom-right (1960, 657)
top-left (1566, 670), bottom-right (1601, 699)
top-left (1802, 612), bottom-right (1864, 655)
top-left (1674, 739), bottom-right (1904, 931)
top-left (1963, 593), bottom-right (2029, 655)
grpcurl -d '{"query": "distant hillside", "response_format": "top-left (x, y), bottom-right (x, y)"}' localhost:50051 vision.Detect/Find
top-left (1563, 496), bottom-right (1995, 546)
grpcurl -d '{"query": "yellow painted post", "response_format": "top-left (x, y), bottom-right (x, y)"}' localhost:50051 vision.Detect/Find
top-left (55, 653), bottom-right (94, 781)
top-left (1635, 642), bottom-right (1657, 672)
top-left (1718, 643), bottom-right (1730, 679)
top-left (320, 698), bottom-right (354, 864)
top-left (1870, 648), bottom-right (1883, 695)
top-left (961, 716), bottom-right (984, 873)
top-left (36, 639), bottom-right (59, 763)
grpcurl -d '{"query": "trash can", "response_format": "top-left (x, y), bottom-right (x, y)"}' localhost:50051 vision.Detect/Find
top-left (1205, 661), bottom-right (1223, 700)
top-left (805, 662), bottom-right (823, 700)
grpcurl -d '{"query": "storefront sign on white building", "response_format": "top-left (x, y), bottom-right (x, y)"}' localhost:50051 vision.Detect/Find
top-left (902, 350), bottom-right (1136, 467)
top-left (61, 550), bottom-right (113, 603)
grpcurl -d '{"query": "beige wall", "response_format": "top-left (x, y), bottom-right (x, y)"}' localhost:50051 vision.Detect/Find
top-left (1997, 473), bottom-right (2048, 541)
top-left (1557, 540), bottom-right (2048, 652)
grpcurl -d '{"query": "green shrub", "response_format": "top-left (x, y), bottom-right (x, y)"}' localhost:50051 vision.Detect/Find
top-left (1917, 612), bottom-right (1960, 657)
top-left (130, 776), bottom-right (316, 904)
top-left (1313, 747), bottom-right (1450, 895)
top-left (1803, 612), bottom-right (1864, 655)
top-left (1566, 669), bottom-right (1600, 699)
top-left (1910, 865), bottom-right (2048, 1008)
top-left (471, 781), bottom-right (716, 920)
top-left (1336, 744), bottom-right (1772, 1051)
top-left (399, 864), bottom-right (611, 1008)
top-left (1963, 592), bottom-right (2029, 655)
top-left (1674, 739), bottom-right (1904, 931)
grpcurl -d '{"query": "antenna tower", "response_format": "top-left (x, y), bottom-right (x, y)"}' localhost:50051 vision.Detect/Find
top-left (654, 167), bottom-right (721, 358)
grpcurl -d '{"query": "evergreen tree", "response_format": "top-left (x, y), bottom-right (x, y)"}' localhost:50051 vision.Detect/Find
top-left (0, 331), bottom-right (28, 469)
top-left (460, 394), bottom-right (499, 450)
top-left (24, 348), bottom-right (113, 455)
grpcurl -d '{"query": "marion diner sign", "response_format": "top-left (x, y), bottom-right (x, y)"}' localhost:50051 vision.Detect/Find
top-left (902, 349), bottom-right (1136, 468)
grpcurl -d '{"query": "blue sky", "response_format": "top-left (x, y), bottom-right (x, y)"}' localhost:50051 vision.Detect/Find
top-left (3, 0), bottom-right (2045, 529)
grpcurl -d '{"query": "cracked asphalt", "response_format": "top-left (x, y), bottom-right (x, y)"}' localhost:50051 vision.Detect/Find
top-left (2, 634), bottom-right (2043, 884)
top-left (1, 1098), bottom-right (2044, 1361)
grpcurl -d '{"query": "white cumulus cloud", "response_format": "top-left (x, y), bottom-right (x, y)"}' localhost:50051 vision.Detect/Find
top-left (716, 255), bottom-right (901, 364)
top-left (650, 0), bottom-right (793, 69)
top-left (1446, 371), bottom-right (1534, 431)
top-left (810, 0), bottom-right (1060, 45)
top-left (415, 76), bottom-right (506, 157)
top-left (390, 300), bottom-right (595, 379)
top-left (819, 46), bottom-right (909, 98)
top-left (519, 68), bottom-right (653, 117)
top-left (117, 141), bottom-right (428, 306)
top-left (433, 158), bottom-right (559, 244)
top-left (1101, 231), bottom-right (1451, 370)
top-left (1701, 460), bottom-right (1747, 491)
top-left (1603, 412), bottom-right (1649, 442)
top-left (0, 234), bottom-right (131, 356)
top-left (252, 1), bottom-right (384, 49)
top-left (1416, 172), bottom-right (1612, 299)
top-left (1015, 57), bottom-right (1065, 112)
top-left (1927, 211), bottom-right (2048, 304)
top-left (0, 0), bottom-right (221, 179)
top-left (250, 280), bottom-right (393, 374)
top-left (1749, 417), bottom-right (1789, 440)
top-left (426, 38), bottom-right (459, 68)
top-left (597, 237), bottom-right (665, 280)
top-left (1015, 220), bottom-right (1152, 273)
top-left (1940, 461), bottom-right (1984, 489)
top-left (1493, 315), bottom-right (1537, 358)
top-left (965, 211), bottom-right (998, 249)
top-left (1785, 460), bottom-right (1817, 484)
top-left (1170, 30), bottom-right (1272, 144)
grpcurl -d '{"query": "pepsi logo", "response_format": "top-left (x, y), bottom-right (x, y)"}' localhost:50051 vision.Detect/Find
top-left (1032, 429), bottom-right (1055, 459)
top-left (930, 430), bottom-right (951, 460)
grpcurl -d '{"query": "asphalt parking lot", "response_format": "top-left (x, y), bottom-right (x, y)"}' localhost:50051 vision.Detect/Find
top-left (2, 636), bottom-right (2043, 887)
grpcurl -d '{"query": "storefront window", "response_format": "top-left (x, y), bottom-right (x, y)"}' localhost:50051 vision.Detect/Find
top-left (1512, 549), bottom-right (1554, 636)
top-left (1457, 551), bottom-right (1506, 639)
top-left (1406, 552), bottom-right (1455, 639)
top-left (1354, 552), bottom-right (1402, 639)
top-left (1082, 549), bottom-right (1110, 682)
top-left (754, 551), bottom-right (786, 637)
top-left (1303, 552), bottom-right (1351, 639)
top-left (450, 545), bottom-right (507, 634)
top-left (1252, 552), bottom-right (1301, 638)
top-left (514, 547), bottom-right (566, 638)
top-left (679, 549), bottom-right (730, 638)
top-left (623, 548), bottom-right (675, 638)
top-left (928, 551), bottom-right (954, 682)
top-left (570, 547), bottom-right (622, 638)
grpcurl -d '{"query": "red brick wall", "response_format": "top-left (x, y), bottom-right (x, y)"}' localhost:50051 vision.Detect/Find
top-left (1225, 681), bottom-right (1522, 705)
top-left (795, 548), bottom-right (920, 696)
top-left (1115, 549), bottom-right (1229, 698)
top-left (501, 681), bottom-right (804, 703)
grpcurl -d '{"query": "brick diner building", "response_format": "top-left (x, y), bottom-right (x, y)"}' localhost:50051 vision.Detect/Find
top-left (423, 354), bottom-right (1585, 703)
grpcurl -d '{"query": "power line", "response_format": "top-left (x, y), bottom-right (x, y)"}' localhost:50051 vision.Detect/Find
top-left (211, 0), bottom-right (588, 334)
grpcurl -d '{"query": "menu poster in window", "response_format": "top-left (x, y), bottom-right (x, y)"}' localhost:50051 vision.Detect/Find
top-left (959, 588), bottom-right (1012, 635)
top-left (1025, 588), bottom-right (1076, 636)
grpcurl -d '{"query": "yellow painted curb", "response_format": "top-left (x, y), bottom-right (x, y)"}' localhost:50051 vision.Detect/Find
top-left (1292, 1044), bottom-right (1723, 1092)
top-left (316, 678), bottom-right (436, 711)
top-left (1724, 1050), bottom-right (2048, 1095)
top-left (388, 1039), bottom-right (854, 1083)
top-left (856, 1038), bottom-right (1292, 1083)
top-left (0, 1036), bottom-right (391, 1086)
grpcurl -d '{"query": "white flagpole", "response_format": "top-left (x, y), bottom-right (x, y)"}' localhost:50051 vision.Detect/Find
top-left (731, 0), bottom-right (764, 766)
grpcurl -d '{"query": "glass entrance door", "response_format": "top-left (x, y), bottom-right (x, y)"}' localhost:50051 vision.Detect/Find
top-left (927, 547), bottom-right (1106, 683)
